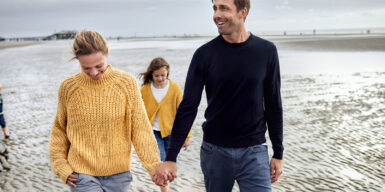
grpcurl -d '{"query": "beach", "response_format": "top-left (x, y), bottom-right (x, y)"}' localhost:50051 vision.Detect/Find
top-left (0, 35), bottom-right (384, 191)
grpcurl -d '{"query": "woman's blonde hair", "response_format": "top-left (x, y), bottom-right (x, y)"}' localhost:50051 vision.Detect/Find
top-left (71, 29), bottom-right (109, 60)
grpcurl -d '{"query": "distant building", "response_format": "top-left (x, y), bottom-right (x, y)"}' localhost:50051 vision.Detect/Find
top-left (43, 30), bottom-right (77, 40)
top-left (0, 36), bottom-right (5, 41)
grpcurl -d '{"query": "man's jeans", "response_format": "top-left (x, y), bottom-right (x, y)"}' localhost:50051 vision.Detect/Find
top-left (71, 171), bottom-right (132, 192)
top-left (200, 141), bottom-right (271, 192)
top-left (153, 130), bottom-right (170, 161)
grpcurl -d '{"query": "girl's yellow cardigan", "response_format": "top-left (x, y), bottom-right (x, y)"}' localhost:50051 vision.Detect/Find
top-left (141, 80), bottom-right (192, 140)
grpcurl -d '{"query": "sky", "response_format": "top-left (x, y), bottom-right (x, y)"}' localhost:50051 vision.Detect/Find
top-left (1, 0), bottom-right (385, 38)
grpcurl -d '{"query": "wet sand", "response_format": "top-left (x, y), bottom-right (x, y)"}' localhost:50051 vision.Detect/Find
top-left (0, 36), bottom-right (384, 191)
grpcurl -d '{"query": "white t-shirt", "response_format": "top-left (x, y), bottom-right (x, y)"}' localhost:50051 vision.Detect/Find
top-left (150, 80), bottom-right (169, 131)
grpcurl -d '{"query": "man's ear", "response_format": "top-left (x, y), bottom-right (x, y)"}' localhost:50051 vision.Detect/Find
top-left (239, 8), bottom-right (248, 21)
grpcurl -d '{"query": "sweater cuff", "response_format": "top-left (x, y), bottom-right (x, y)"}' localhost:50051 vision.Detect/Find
top-left (272, 152), bottom-right (283, 160)
top-left (57, 165), bottom-right (74, 183)
top-left (165, 149), bottom-right (179, 162)
top-left (144, 161), bottom-right (163, 176)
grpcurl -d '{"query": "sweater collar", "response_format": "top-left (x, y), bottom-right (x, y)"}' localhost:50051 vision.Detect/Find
top-left (219, 32), bottom-right (253, 48)
top-left (76, 65), bottom-right (116, 88)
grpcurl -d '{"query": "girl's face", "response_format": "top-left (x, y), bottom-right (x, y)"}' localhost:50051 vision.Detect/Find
top-left (152, 66), bottom-right (168, 88)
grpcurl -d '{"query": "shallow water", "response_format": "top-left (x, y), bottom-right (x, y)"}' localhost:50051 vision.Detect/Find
top-left (0, 38), bottom-right (384, 191)
top-left (279, 50), bottom-right (385, 75)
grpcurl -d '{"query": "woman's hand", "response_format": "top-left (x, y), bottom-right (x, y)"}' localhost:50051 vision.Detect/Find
top-left (66, 172), bottom-right (78, 187)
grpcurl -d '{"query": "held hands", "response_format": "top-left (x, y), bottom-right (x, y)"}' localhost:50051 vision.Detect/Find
top-left (270, 158), bottom-right (283, 183)
top-left (66, 172), bottom-right (78, 187)
top-left (152, 161), bottom-right (177, 187)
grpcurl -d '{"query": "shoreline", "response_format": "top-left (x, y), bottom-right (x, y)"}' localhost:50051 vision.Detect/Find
top-left (111, 34), bottom-right (385, 52)
top-left (2, 34), bottom-right (384, 52)
top-left (0, 41), bottom-right (40, 50)
top-left (273, 35), bottom-right (385, 51)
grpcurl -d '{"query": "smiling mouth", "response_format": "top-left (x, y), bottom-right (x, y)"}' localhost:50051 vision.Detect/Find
top-left (216, 19), bottom-right (226, 27)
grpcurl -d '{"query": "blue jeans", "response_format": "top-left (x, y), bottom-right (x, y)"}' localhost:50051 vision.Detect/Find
top-left (200, 141), bottom-right (271, 192)
top-left (153, 130), bottom-right (170, 161)
top-left (0, 114), bottom-right (6, 128)
top-left (71, 171), bottom-right (132, 192)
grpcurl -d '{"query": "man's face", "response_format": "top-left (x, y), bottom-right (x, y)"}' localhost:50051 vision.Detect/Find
top-left (78, 52), bottom-right (108, 80)
top-left (213, 0), bottom-right (244, 35)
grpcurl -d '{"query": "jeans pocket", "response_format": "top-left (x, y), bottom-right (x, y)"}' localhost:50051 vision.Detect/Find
top-left (250, 145), bottom-right (267, 153)
top-left (126, 171), bottom-right (133, 182)
top-left (200, 142), bottom-right (214, 154)
top-left (75, 173), bottom-right (87, 185)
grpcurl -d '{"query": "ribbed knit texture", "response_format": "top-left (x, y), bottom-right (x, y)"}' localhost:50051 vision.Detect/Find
top-left (141, 80), bottom-right (192, 140)
top-left (49, 65), bottom-right (161, 183)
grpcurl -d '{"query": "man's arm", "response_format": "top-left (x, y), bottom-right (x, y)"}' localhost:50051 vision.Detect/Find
top-left (264, 44), bottom-right (284, 159)
top-left (175, 84), bottom-right (192, 150)
top-left (153, 49), bottom-right (205, 186)
top-left (166, 49), bottom-right (205, 162)
top-left (264, 44), bottom-right (284, 182)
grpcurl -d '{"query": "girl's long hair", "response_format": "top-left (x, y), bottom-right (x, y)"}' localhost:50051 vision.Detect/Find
top-left (140, 57), bottom-right (170, 86)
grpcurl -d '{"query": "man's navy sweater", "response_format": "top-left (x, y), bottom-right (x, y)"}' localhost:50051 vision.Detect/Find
top-left (166, 34), bottom-right (283, 161)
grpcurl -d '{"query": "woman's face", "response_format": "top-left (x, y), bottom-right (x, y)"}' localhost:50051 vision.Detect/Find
top-left (152, 66), bottom-right (168, 88)
top-left (78, 52), bottom-right (108, 80)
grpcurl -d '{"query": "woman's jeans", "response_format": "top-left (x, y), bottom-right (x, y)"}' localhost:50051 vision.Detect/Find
top-left (71, 171), bottom-right (132, 192)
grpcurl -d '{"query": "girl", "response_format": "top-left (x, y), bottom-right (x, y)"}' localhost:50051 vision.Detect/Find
top-left (140, 57), bottom-right (191, 192)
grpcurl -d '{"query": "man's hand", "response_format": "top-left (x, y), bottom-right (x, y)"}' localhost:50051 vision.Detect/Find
top-left (182, 140), bottom-right (190, 150)
top-left (66, 172), bottom-right (78, 187)
top-left (152, 161), bottom-right (177, 186)
top-left (270, 158), bottom-right (283, 183)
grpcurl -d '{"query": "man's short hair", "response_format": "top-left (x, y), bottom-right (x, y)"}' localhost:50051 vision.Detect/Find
top-left (212, 0), bottom-right (250, 14)
top-left (234, 0), bottom-right (250, 14)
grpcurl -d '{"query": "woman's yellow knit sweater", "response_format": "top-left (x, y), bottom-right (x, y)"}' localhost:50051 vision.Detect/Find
top-left (141, 80), bottom-right (191, 139)
top-left (49, 65), bottom-right (161, 183)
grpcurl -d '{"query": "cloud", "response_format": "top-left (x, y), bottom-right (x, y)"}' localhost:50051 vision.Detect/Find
top-left (1, 0), bottom-right (385, 37)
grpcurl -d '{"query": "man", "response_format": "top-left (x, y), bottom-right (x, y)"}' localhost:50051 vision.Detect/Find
top-left (153, 0), bottom-right (283, 191)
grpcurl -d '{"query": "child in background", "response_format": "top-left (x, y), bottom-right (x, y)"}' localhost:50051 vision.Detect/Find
top-left (0, 82), bottom-right (11, 139)
top-left (140, 57), bottom-right (192, 192)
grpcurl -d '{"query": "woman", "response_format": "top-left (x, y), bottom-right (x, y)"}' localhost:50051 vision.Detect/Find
top-left (140, 57), bottom-right (191, 192)
top-left (49, 29), bottom-right (161, 192)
